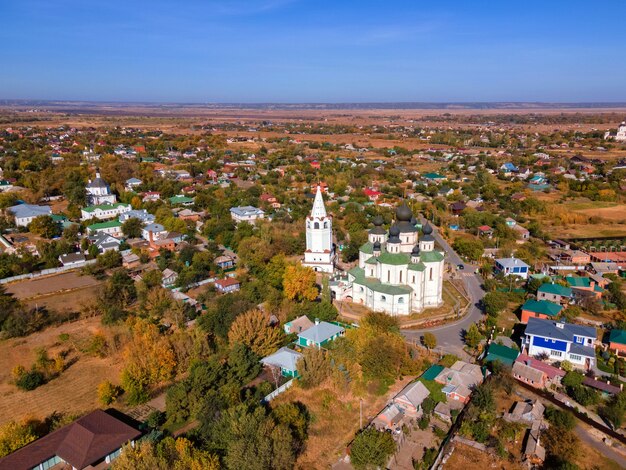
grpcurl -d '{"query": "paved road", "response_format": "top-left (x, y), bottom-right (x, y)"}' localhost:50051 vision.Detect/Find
top-left (402, 221), bottom-right (486, 357)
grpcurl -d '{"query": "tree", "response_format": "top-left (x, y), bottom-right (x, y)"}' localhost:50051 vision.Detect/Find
top-left (121, 217), bottom-right (143, 238)
top-left (452, 236), bottom-right (484, 261)
top-left (228, 342), bottom-right (261, 385)
top-left (350, 427), bottom-right (396, 469)
top-left (283, 264), bottom-right (318, 302)
top-left (120, 318), bottom-right (176, 405)
top-left (464, 323), bottom-right (482, 348)
top-left (482, 291), bottom-right (509, 317)
top-left (297, 348), bottom-right (331, 389)
top-left (0, 420), bottom-right (38, 457)
top-left (422, 332), bottom-right (437, 351)
top-left (28, 215), bottom-right (61, 239)
top-left (98, 380), bottom-right (121, 406)
top-left (228, 309), bottom-right (284, 357)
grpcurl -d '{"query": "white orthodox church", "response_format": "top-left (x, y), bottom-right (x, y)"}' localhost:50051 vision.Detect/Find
top-left (604, 121), bottom-right (626, 142)
top-left (302, 185), bottom-right (336, 273)
top-left (332, 204), bottom-right (445, 316)
top-left (86, 170), bottom-right (117, 205)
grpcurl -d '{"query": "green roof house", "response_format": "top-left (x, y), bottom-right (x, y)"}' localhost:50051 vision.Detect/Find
top-left (484, 343), bottom-right (519, 367)
top-left (297, 320), bottom-right (345, 349)
top-left (537, 283), bottom-right (572, 304)
top-left (609, 329), bottom-right (626, 355)
top-left (521, 299), bottom-right (563, 323)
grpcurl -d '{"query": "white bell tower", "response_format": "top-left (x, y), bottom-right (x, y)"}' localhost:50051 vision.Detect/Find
top-left (303, 185), bottom-right (335, 273)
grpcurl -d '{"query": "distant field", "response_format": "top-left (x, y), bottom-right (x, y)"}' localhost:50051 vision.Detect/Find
top-left (571, 204), bottom-right (626, 222)
top-left (5, 272), bottom-right (101, 299)
top-left (0, 317), bottom-right (124, 426)
top-left (547, 223), bottom-right (626, 239)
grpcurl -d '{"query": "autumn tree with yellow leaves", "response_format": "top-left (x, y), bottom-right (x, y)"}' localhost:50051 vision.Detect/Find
top-left (228, 309), bottom-right (284, 357)
top-left (120, 318), bottom-right (176, 405)
top-left (283, 264), bottom-right (318, 302)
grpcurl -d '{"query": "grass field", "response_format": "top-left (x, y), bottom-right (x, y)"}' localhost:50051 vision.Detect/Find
top-left (271, 378), bottom-right (413, 469)
top-left (0, 317), bottom-right (125, 426)
top-left (5, 272), bottom-right (101, 299)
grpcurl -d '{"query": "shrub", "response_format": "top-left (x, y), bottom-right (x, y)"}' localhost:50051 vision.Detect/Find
top-left (98, 380), bottom-right (121, 406)
top-left (15, 370), bottom-right (45, 391)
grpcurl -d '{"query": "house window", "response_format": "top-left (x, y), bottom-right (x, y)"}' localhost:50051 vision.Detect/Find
top-left (550, 350), bottom-right (563, 358)
top-left (569, 354), bottom-right (582, 362)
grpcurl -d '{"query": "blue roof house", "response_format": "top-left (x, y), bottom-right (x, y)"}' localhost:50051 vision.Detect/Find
top-left (297, 320), bottom-right (345, 349)
top-left (523, 317), bottom-right (596, 370)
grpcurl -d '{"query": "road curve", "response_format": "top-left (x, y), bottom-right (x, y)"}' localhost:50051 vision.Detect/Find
top-left (402, 220), bottom-right (486, 357)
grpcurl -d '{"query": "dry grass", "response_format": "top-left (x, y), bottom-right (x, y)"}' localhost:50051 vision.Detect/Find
top-left (443, 442), bottom-right (524, 470)
top-left (5, 272), bottom-right (101, 299)
top-left (0, 317), bottom-right (125, 426)
top-left (271, 378), bottom-right (413, 470)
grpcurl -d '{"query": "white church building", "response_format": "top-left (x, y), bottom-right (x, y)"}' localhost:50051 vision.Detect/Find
top-left (604, 121), bottom-right (626, 142)
top-left (331, 204), bottom-right (445, 316)
top-left (86, 170), bottom-right (117, 205)
top-left (302, 185), bottom-right (336, 273)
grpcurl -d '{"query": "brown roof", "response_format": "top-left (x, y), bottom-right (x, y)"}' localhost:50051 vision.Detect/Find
top-left (0, 410), bottom-right (141, 470)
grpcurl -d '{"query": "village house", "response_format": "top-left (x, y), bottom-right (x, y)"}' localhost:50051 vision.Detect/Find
top-left (512, 354), bottom-right (566, 389)
top-left (124, 177), bottom-right (142, 191)
top-left (214, 254), bottom-right (235, 270)
top-left (296, 320), bottom-right (345, 349)
top-left (58, 252), bottom-right (87, 267)
top-left (119, 209), bottom-right (155, 224)
top-left (230, 205), bottom-right (265, 224)
top-left (494, 257), bottom-right (530, 280)
top-left (87, 220), bottom-right (123, 237)
top-left (261, 347), bottom-right (303, 378)
top-left (283, 315), bottom-right (314, 335)
top-left (161, 268), bottom-right (178, 287)
top-left (609, 329), bottom-right (626, 356)
top-left (434, 361), bottom-right (484, 403)
top-left (7, 203), bottom-right (52, 227)
top-left (214, 277), bottom-right (241, 293)
top-left (90, 232), bottom-right (122, 253)
top-left (537, 283), bottom-right (572, 305)
top-left (523, 317), bottom-right (596, 369)
top-left (0, 409), bottom-right (141, 470)
top-left (520, 299), bottom-right (563, 324)
top-left (392, 380), bottom-right (430, 415)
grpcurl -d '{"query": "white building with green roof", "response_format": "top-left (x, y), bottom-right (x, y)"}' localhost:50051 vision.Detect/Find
top-left (81, 203), bottom-right (131, 221)
top-left (336, 203), bottom-right (444, 316)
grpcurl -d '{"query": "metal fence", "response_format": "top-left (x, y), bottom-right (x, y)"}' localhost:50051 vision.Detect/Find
top-left (0, 260), bottom-right (97, 285)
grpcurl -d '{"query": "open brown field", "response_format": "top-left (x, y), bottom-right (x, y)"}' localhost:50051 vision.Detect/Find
top-left (271, 377), bottom-right (413, 469)
top-left (5, 272), bottom-right (101, 300)
top-left (0, 317), bottom-right (125, 426)
top-left (571, 204), bottom-right (626, 222)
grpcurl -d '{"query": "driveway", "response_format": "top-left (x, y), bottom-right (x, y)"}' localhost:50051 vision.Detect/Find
top-left (402, 220), bottom-right (486, 357)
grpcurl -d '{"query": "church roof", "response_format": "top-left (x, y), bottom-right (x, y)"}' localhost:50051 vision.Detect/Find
top-left (365, 256), bottom-right (379, 265)
top-left (360, 242), bottom-right (373, 254)
top-left (310, 185), bottom-right (327, 218)
top-left (348, 267), bottom-right (413, 295)
top-left (377, 252), bottom-right (410, 266)
top-left (420, 251), bottom-right (445, 262)
top-left (408, 262), bottom-right (426, 271)
top-left (86, 173), bottom-right (109, 189)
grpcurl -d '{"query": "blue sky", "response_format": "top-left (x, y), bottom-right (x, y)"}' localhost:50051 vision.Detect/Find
top-left (1, 0), bottom-right (625, 102)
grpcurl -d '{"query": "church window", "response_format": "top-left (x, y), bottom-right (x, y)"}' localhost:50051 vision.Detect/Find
top-left (387, 270), bottom-right (390, 282)
top-left (399, 271), bottom-right (403, 283)
top-left (314, 222), bottom-right (319, 229)
top-left (359, 287), bottom-right (364, 293)
top-left (412, 276), bottom-right (415, 283)
top-left (429, 268), bottom-right (433, 281)
top-left (398, 297), bottom-right (404, 304)
top-left (381, 295), bottom-right (386, 302)
top-left (324, 222), bottom-right (328, 228)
